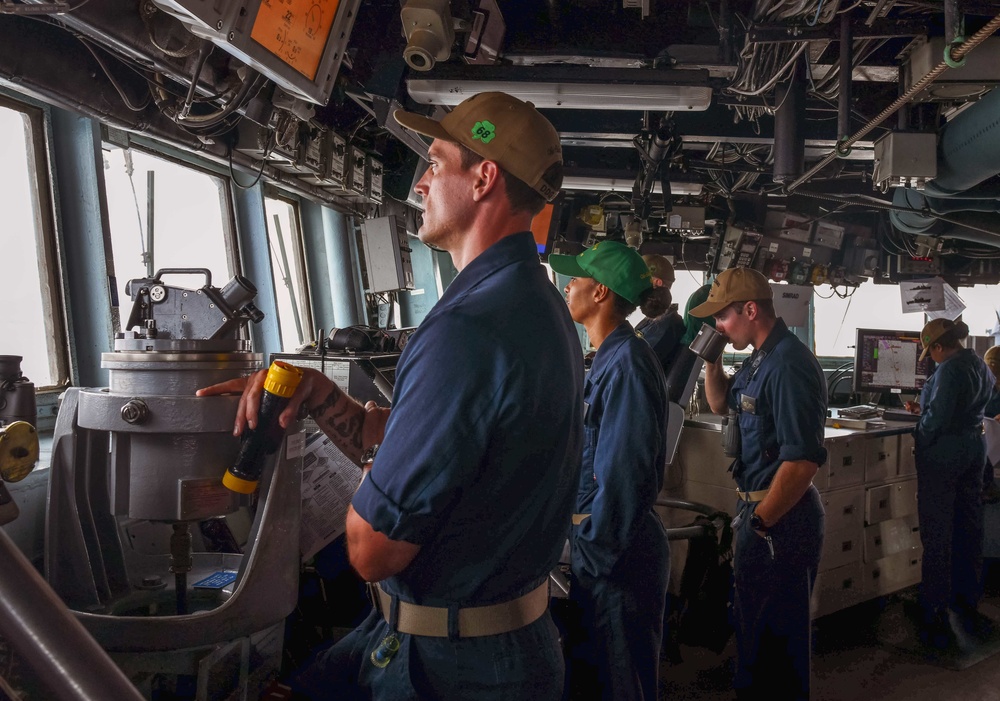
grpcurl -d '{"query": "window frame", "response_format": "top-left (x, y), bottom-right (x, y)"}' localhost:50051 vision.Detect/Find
top-left (263, 186), bottom-right (315, 349)
top-left (0, 93), bottom-right (70, 392)
top-left (100, 140), bottom-right (244, 313)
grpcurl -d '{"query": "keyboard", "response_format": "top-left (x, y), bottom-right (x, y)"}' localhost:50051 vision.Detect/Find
top-left (838, 405), bottom-right (880, 419)
top-left (881, 408), bottom-right (920, 423)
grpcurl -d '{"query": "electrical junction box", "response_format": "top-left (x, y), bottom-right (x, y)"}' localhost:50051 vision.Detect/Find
top-left (771, 211), bottom-right (813, 244)
top-left (841, 242), bottom-right (881, 282)
top-left (349, 146), bottom-right (368, 198)
top-left (872, 131), bottom-right (937, 190)
top-left (661, 206), bottom-right (706, 235)
top-left (300, 127), bottom-right (328, 179)
top-left (301, 128), bottom-right (332, 186)
top-left (903, 36), bottom-right (1000, 103)
top-left (325, 133), bottom-right (350, 196)
top-left (361, 216), bottom-right (414, 293)
top-left (367, 155), bottom-right (384, 204)
top-left (813, 221), bottom-right (845, 249)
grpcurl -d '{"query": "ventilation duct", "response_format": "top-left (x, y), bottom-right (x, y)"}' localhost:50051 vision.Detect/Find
top-left (890, 87), bottom-right (1000, 243)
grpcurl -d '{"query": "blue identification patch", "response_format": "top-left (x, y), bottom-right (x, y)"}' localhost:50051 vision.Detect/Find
top-left (192, 570), bottom-right (238, 589)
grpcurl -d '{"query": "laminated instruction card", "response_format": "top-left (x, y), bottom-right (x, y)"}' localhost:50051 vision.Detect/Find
top-left (299, 432), bottom-right (363, 562)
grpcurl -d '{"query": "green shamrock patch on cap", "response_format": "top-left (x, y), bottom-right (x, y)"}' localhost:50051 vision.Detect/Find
top-left (472, 120), bottom-right (496, 144)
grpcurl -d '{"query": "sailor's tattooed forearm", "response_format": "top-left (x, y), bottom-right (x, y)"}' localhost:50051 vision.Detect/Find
top-left (308, 384), bottom-right (364, 459)
top-left (308, 386), bottom-right (344, 420)
top-left (319, 407), bottom-right (364, 456)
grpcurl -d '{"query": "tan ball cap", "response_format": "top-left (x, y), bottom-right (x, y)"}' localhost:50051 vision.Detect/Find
top-left (919, 318), bottom-right (955, 361)
top-left (689, 267), bottom-right (773, 318)
top-left (394, 92), bottom-right (563, 201)
top-left (642, 254), bottom-right (675, 286)
top-left (985, 346), bottom-right (1000, 383)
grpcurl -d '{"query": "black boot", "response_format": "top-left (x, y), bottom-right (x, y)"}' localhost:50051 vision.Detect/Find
top-left (918, 608), bottom-right (956, 650)
top-left (953, 599), bottom-right (995, 639)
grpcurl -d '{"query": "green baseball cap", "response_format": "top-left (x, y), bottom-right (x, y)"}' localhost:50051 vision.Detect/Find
top-left (548, 241), bottom-right (653, 304)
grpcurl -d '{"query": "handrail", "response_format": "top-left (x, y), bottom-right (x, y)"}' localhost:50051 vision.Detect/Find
top-left (655, 497), bottom-right (721, 518)
top-left (655, 497), bottom-right (729, 541)
top-left (0, 529), bottom-right (144, 701)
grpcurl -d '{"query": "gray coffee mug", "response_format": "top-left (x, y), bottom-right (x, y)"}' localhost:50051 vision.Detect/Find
top-left (689, 324), bottom-right (727, 363)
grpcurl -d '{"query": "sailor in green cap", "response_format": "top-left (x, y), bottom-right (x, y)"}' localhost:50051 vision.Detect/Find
top-left (549, 240), bottom-right (671, 701)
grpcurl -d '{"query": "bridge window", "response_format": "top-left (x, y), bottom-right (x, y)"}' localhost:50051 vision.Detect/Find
top-left (813, 281), bottom-right (919, 357)
top-left (264, 193), bottom-right (312, 350)
top-left (0, 100), bottom-right (67, 389)
top-left (103, 147), bottom-right (237, 319)
top-left (955, 285), bottom-right (1000, 343)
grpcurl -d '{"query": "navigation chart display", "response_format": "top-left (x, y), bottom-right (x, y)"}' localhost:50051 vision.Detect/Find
top-left (853, 327), bottom-right (933, 395)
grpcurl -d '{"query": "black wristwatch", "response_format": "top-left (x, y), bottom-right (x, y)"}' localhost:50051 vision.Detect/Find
top-left (749, 512), bottom-right (767, 532)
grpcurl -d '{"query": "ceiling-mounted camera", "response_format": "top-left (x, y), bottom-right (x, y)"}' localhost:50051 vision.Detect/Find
top-left (400, 0), bottom-right (455, 71)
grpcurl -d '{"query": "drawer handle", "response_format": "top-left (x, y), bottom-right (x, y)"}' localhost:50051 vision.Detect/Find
top-left (843, 456), bottom-right (853, 466)
top-left (874, 536), bottom-right (882, 545)
top-left (879, 499), bottom-right (888, 509)
top-left (842, 578), bottom-right (854, 589)
top-left (842, 541), bottom-right (852, 552)
top-left (911, 559), bottom-right (919, 566)
top-left (872, 570), bottom-right (881, 579)
top-left (878, 452), bottom-right (888, 461)
top-left (844, 505), bottom-right (854, 515)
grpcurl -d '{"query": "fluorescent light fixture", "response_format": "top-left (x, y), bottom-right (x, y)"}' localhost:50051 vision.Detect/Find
top-left (562, 174), bottom-right (703, 196)
top-left (407, 79), bottom-right (713, 111)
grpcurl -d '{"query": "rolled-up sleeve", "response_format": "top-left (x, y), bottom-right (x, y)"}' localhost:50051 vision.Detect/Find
top-left (773, 357), bottom-right (828, 467)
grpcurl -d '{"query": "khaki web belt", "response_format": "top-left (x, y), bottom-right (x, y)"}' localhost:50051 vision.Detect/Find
top-left (375, 581), bottom-right (549, 638)
top-left (736, 489), bottom-right (769, 503)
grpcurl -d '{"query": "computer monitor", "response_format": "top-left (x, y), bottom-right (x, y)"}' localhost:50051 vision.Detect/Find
top-left (852, 327), bottom-right (934, 396)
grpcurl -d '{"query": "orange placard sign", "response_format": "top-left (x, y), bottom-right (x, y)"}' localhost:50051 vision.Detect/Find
top-left (251, 0), bottom-right (341, 80)
top-left (531, 204), bottom-right (555, 252)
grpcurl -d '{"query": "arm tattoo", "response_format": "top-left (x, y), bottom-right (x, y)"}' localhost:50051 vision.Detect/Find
top-left (310, 386), bottom-right (364, 458)
top-left (308, 387), bottom-right (343, 420)
top-left (320, 407), bottom-right (364, 456)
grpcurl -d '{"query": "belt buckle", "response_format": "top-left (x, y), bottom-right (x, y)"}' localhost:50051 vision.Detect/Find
top-left (367, 582), bottom-right (383, 615)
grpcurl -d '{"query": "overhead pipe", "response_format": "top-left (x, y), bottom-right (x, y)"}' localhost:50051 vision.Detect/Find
top-left (718, 0), bottom-right (733, 65)
top-left (891, 187), bottom-right (1000, 234)
top-left (772, 55), bottom-right (805, 184)
top-left (889, 85), bottom-right (1000, 237)
top-left (0, 528), bottom-right (144, 701)
top-left (786, 11), bottom-right (1000, 193)
top-left (890, 199), bottom-right (1000, 247)
top-left (837, 12), bottom-right (852, 142)
top-left (922, 85), bottom-right (1000, 196)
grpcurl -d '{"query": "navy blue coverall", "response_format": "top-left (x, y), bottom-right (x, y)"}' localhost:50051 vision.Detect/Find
top-left (570, 322), bottom-right (670, 701)
top-left (293, 233), bottom-right (584, 700)
top-left (916, 348), bottom-right (994, 615)
top-left (727, 319), bottom-right (827, 701)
